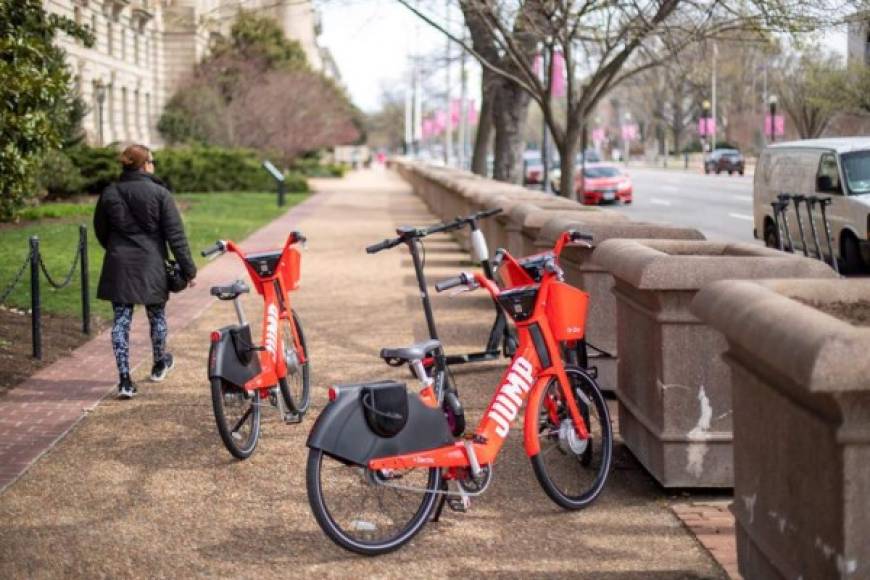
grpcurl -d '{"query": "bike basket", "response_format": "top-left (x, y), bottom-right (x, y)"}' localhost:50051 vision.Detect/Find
top-left (361, 381), bottom-right (409, 438)
top-left (545, 282), bottom-right (588, 341)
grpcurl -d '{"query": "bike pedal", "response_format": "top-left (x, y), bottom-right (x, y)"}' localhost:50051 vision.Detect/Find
top-left (445, 495), bottom-right (469, 513)
top-left (283, 412), bottom-right (302, 424)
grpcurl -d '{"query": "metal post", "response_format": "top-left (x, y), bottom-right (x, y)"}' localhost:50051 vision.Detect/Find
top-left (804, 197), bottom-right (823, 260)
top-left (817, 197), bottom-right (840, 274)
top-left (777, 194), bottom-right (795, 252)
top-left (541, 47), bottom-right (550, 192)
top-left (79, 225), bottom-right (91, 335)
top-left (791, 195), bottom-right (809, 256)
top-left (278, 181), bottom-right (286, 207)
top-left (770, 202), bottom-right (785, 251)
top-left (30, 236), bottom-right (42, 360)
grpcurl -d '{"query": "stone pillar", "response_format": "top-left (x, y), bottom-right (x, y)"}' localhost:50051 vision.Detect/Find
top-left (592, 240), bottom-right (836, 487)
top-left (535, 219), bottom-right (703, 392)
top-left (693, 279), bottom-right (870, 579)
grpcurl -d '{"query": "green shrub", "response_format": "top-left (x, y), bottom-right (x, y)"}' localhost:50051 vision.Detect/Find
top-left (153, 146), bottom-right (309, 193)
top-left (282, 171), bottom-right (308, 192)
top-left (67, 144), bottom-right (120, 194)
top-left (36, 149), bottom-right (85, 199)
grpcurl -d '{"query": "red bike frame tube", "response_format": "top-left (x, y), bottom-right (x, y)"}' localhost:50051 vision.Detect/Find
top-left (368, 268), bottom-right (590, 472)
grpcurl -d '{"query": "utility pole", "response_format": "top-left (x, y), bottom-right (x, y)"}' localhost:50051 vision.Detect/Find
top-left (540, 44), bottom-right (550, 192)
top-left (443, 2), bottom-right (453, 166)
top-left (711, 41), bottom-right (718, 150)
top-left (404, 68), bottom-right (413, 154)
top-left (458, 29), bottom-right (468, 170)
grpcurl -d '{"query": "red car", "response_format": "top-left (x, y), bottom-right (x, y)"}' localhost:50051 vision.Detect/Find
top-left (577, 164), bottom-right (632, 205)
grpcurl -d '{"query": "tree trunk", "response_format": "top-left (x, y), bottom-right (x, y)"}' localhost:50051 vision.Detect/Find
top-left (557, 126), bottom-right (580, 200)
top-left (492, 79), bottom-right (530, 184)
top-left (471, 72), bottom-right (495, 176)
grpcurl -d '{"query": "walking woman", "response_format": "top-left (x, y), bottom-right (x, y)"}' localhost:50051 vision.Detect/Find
top-left (94, 145), bottom-right (197, 399)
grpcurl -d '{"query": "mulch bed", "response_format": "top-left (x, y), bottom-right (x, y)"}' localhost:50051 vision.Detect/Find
top-left (795, 298), bottom-right (870, 327)
top-left (0, 307), bottom-right (105, 396)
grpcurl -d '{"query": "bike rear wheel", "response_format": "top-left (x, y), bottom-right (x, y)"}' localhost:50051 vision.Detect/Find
top-left (279, 310), bottom-right (310, 414)
top-left (530, 366), bottom-right (612, 509)
top-left (306, 448), bottom-right (441, 555)
top-left (211, 378), bottom-right (261, 459)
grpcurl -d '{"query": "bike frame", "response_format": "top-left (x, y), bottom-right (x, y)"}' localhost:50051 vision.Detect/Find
top-left (214, 233), bottom-right (306, 396)
top-left (369, 233), bottom-right (590, 473)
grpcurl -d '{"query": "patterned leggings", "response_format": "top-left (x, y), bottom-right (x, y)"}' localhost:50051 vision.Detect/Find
top-left (111, 303), bottom-right (167, 378)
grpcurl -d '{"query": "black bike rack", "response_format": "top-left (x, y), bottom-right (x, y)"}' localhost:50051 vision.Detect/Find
top-left (770, 193), bottom-right (839, 274)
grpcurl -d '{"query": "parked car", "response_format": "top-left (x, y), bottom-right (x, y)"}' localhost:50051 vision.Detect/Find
top-left (705, 148), bottom-right (745, 175)
top-left (550, 164), bottom-right (632, 204)
top-left (523, 151), bottom-right (545, 185)
top-left (753, 138), bottom-right (870, 273)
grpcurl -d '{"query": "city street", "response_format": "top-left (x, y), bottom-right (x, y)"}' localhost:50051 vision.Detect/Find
top-left (612, 167), bottom-right (758, 243)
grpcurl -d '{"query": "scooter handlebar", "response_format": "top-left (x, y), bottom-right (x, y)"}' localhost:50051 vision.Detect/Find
top-left (474, 208), bottom-right (502, 220)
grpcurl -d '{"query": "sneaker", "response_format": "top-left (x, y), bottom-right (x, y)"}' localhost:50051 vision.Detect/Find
top-left (150, 353), bottom-right (175, 382)
top-left (117, 377), bottom-right (137, 400)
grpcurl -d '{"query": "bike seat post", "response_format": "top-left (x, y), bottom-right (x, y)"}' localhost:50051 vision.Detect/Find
top-left (410, 359), bottom-right (433, 388)
top-left (233, 296), bottom-right (247, 326)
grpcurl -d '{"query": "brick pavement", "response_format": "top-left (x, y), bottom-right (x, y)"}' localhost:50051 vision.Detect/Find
top-left (672, 501), bottom-right (740, 579)
top-left (0, 192), bottom-right (328, 493)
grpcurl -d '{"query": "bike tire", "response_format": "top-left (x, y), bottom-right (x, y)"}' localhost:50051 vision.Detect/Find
top-left (210, 378), bottom-right (261, 460)
top-left (279, 310), bottom-right (311, 415)
top-left (530, 366), bottom-right (612, 510)
top-left (306, 448), bottom-right (441, 555)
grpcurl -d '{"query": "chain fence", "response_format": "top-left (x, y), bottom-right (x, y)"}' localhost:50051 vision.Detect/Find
top-left (0, 224), bottom-right (91, 359)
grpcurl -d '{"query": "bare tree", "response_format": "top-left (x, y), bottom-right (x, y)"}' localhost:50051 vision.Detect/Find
top-left (399, 0), bottom-right (855, 196)
top-left (775, 51), bottom-right (847, 139)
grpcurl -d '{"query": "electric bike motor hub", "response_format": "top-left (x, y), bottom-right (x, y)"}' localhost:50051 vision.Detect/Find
top-left (557, 418), bottom-right (589, 456)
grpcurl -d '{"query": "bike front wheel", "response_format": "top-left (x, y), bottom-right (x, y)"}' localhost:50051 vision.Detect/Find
top-left (211, 378), bottom-right (261, 459)
top-left (279, 310), bottom-right (310, 414)
top-left (306, 448), bottom-right (441, 555)
top-left (530, 366), bottom-right (612, 509)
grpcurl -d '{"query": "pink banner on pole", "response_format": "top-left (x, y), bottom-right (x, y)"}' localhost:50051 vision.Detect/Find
top-left (466, 100), bottom-right (478, 125)
top-left (764, 114), bottom-right (785, 136)
top-left (621, 124), bottom-right (638, 141)
top-left (697, 118), bottom-right (716, 136)
top-left (591, 128), bottom-right (605, 143)
top-left (551, 51), bottom-right (566, 98)
top-left (533, 54), bottom-right (543, 77)
top-left (422, 118), bottom-right (435, 139)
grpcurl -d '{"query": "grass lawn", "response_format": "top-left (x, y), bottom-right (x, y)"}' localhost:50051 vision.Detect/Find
top-left (0, 191), bottom-right (307, 323)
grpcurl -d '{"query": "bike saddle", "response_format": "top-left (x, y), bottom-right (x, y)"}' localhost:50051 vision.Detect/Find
top-left (210, 280), bottom-right (250, 300)
top-left (380, 339), bottom-right (441, 364)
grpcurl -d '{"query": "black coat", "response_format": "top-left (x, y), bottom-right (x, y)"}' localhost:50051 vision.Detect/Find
top-left (94, 170), bottom-right (196, 305)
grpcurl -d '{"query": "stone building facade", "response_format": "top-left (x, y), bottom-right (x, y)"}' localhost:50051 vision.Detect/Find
top-left (45, 0), bottom-right (325, 147)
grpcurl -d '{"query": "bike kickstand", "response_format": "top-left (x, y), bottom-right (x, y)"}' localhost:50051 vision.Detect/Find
top-left (431, 479), bottom-right (449, 522)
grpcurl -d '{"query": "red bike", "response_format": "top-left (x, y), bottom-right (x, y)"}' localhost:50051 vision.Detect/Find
top-left (305, 230), bottom-right (612, 554)
top-left (203, 231), bottom-right (310, 459)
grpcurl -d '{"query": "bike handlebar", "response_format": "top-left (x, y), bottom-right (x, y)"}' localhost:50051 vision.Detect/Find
top-left (435, 273), bottom-right (468, 292)
top-left (474, 207), bottom-right (502, 220)
top-left (366, 237), bottom-right (402, 254)
top-left (201, 241), bottom-right (225, 258)
top-left (568, 230), bottom-right (594, 243)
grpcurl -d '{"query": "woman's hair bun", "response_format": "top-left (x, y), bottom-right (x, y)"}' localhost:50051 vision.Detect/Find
top-left (119, 144), bottom-right (151, 171)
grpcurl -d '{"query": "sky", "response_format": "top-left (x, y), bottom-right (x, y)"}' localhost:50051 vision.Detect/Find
top-left (317, 0), bottom-right (851, 113)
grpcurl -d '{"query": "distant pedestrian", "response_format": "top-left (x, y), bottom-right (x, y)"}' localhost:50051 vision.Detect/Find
top-left (94, 145), bottom-right (197, 399)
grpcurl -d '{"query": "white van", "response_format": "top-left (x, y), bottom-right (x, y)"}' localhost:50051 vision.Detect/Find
top-left (753, 138), bottom-right (870, 271)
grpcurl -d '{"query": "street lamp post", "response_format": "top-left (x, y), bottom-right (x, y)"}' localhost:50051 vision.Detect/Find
top-left (623, 112), bottom-right (631, 165)
top-left (94, 81), bottom-right (106, 146)
top-left (768, 94), bottom-right (778, 143)
top-left (701, 100), bottom-right (711, 152)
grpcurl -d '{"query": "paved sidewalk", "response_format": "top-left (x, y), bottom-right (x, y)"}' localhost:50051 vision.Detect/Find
top-left (0, 192), bottom-right (328, 493)
top-left (0, 169), bottom-right (729, 578)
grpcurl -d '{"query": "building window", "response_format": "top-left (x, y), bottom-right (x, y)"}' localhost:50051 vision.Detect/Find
top-left (107, 84), bottom-right (115, 136)
top-left (91, 13), bottom-right (97, 38)
top-left (134, 33), bottom-right (139, 64)
top-left (120, 27), bottom-right (126, 61)
top-left (107, 21), bottom-right (113, 55)
top-left (145, 92), bottom-right (152, 133)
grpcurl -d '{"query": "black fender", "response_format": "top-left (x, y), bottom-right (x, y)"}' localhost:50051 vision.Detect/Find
top-left (208, 324), bottom-right (261, 388)
top-left (306, 381), bottom-right (454, 466)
